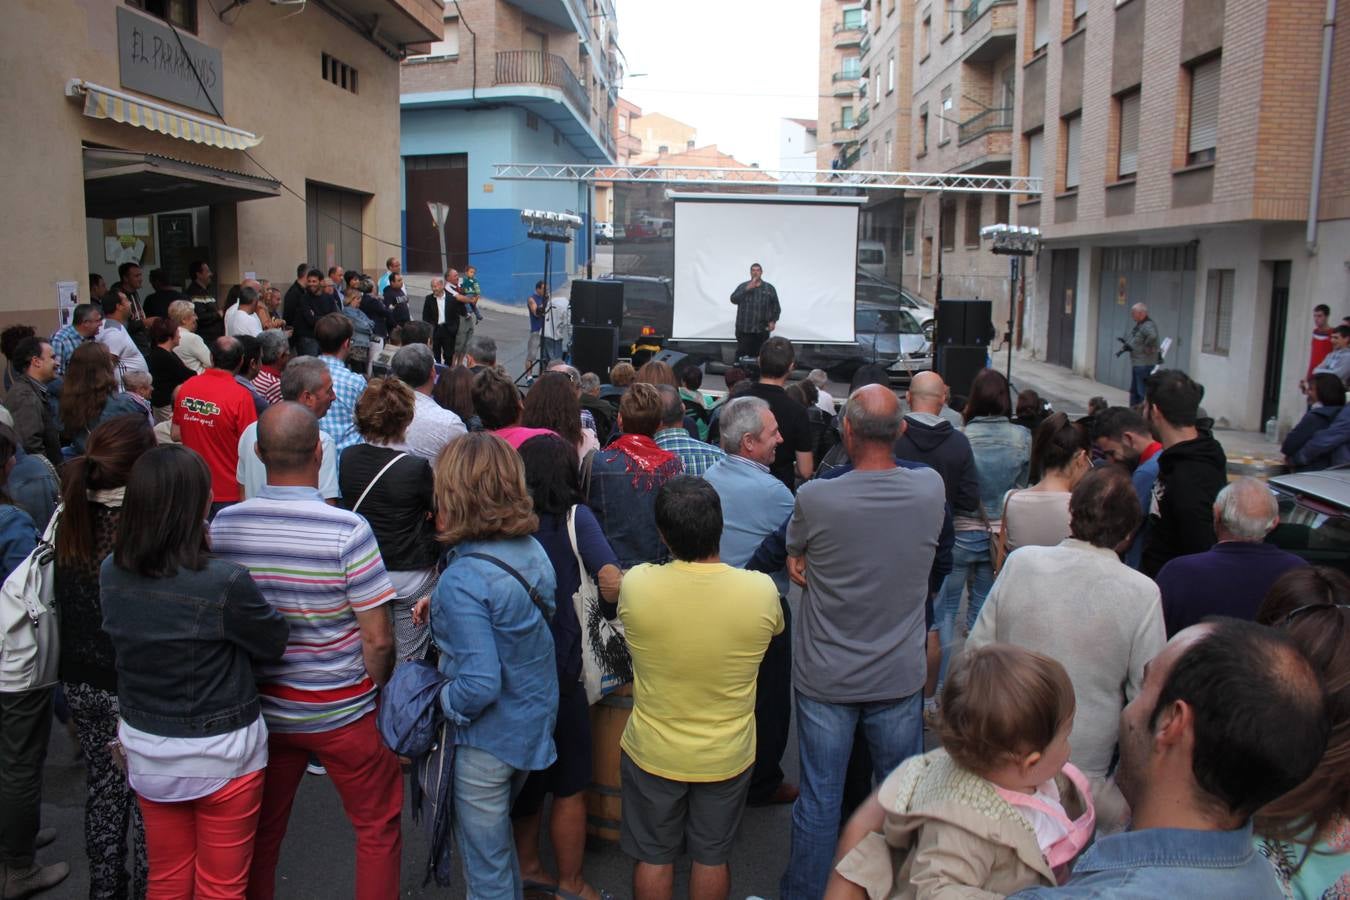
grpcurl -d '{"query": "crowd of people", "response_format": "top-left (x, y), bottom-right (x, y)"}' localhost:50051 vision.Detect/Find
top-left (0, 266), bottom-right (1345, 900)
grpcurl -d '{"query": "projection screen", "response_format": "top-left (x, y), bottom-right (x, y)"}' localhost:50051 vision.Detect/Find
top-left (671, 194), bottom-right (862, 343)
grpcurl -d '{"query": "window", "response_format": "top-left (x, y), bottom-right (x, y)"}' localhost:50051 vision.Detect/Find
top-left (421, 15), bottom-right (460, 58)
top-left (842, 105), bottom-right (855, 127)
top-left (874, 70), bottom-right (882, 105)
top-left (842, 56), bottom-right (862, 78)
top-left (1063, 114), bottom-right (1082, 190)
top-left (887, 53), bottom-right (896, 93)
top-left (1202, 269), bottom-right (1234, 355)
top-left (526, 111), bottom-right (539, 130)
top-left (619, 115), bottom-right (628, 134)
top-left (1073, 0), bottom-right (1088, 24)
top-left (940, 197), bottom-right (956, 251)
top-left (964, 195), bottom-right (982, 247)
top-left (904, 207), bottom-right (917, 254)
top-left (1187, 56), bottom-right (1221, 165)
top-left (919, 104), bottom-right (930, 154)
top-left (1025, 129), bottom-right (1044, 180)
top-left (322, 53), bottom-right (359, 94)
top-left (1117, 90), bottom-right (1140, 177)
top-left (127, 0), bottom-right (196, 31)
top-left (943, 0), bottom-right (954, 35)
top-left (939, 86), bottom-right (953, 144)
top-left (996, 193), bottom-right (1010, 225)
top-left (921, 8), bottom-right (932, 57)
top-left (1033, 0), bottom-right (1050, 50)
top-left (843, 6), bottom-right (865, 28)
top-left (885, 129), bottom-right (894, 167)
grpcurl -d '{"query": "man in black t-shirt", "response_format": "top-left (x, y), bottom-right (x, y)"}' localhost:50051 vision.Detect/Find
top-left (746, 337), bottom-right (813, 492)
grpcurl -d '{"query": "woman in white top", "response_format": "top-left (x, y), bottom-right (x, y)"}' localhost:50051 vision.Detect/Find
top-left (1003, 413), bottom-right (1092, 553)
top-left (168, 299), bottom-right (212, 374)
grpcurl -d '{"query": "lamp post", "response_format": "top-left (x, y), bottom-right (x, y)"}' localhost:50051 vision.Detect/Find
top-left (980, 223), bottom-right (1041, 389)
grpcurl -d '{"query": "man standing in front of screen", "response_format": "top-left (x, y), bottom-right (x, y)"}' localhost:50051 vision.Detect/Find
top-left (730, 263), bottom-right (781, 361)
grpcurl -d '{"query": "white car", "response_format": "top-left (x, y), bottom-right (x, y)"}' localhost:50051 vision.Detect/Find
top-left (594, 221), bottom-right (614, 244)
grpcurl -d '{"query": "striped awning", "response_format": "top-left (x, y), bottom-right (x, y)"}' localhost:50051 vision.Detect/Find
top-left (65, 79), bottom-right (261, 150)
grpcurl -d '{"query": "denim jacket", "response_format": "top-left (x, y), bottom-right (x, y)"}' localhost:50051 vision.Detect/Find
top-left (99, 557), bottom-right (289, 738)
top-left (962, 416), bottom-right (1032, 521)
top-left (586, 444), bottom-right (681, 569)
top-left (1011, 823), bottom-right (1284, 898)
top-left (432, 536), bottom-right (559, 772)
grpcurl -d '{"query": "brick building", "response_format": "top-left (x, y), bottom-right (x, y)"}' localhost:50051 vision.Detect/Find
top-left (1015, 0), bottom-right (1350, 431)
top-left (400, 0), bottom-right (619, 303)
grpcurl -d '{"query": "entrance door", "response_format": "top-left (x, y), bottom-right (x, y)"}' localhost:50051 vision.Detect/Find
top-left (1261, 261), bottom-right (1291, 427)
top-left (404, 154), bottom-right (468, 275)
top-left (305, 182), bottom-right (365, 273)
top-left (1047, 248), bottom-right (1077, 368)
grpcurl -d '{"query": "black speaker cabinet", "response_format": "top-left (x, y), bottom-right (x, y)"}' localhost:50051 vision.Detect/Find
top-left (934, 298), bottom-right (994, 347)
top-left (938, 346), bottom-right (988, 399)
top-left (571, 280), bottom-right (624, 327)
top-left (571, 325), bottom-right (620, 380)
top-left (651, 348), bottom-right (689, 370)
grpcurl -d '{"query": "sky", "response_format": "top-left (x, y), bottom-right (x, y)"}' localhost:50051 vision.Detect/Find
top-left (612, 0), bottom-right (821, 170)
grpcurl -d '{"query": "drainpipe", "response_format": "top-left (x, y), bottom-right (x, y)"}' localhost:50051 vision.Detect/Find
top-left (1307, 0), bottom-right (1337, 255)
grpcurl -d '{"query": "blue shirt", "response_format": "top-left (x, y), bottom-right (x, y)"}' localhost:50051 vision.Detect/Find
top-left (529, 294), bottom-right (547, 332)
top-left (51, 324), bottom-right (85, 376)
top-left (703, 454), bottom-right (794, 596)
top-left (654, 427), bottom-right (726, 477)
top-left (1124, 453), bottom-right (1159, 569)
top-left (432, 536), bottom-right (558, 772)
top-left (318, 354), bottom-right (367, 452)
top-left (1012, 823), bottom-right (1285, 898)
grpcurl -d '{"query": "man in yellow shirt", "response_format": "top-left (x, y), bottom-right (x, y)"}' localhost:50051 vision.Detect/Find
top-left (618, 476), bottom-right (784, 900)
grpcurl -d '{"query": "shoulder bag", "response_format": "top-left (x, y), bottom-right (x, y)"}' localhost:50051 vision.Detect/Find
top-left (351, 452), bottom-right (408, 515)
top-left (568, 505), bottom-right (630, 704)
top-left (0, 505), bottom-right (62, 692)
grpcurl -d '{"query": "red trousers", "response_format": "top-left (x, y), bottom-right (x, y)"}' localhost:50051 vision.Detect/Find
top-left (138, 769), bottom-right (266, 900)
top-left (245, 713), bottom-right (403, 900)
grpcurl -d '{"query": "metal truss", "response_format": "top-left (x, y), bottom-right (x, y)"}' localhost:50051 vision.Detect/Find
top-left (493, 163), bottom-right (1042, 195)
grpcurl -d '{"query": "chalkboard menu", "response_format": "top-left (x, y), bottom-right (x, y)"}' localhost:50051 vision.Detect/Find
top-left (156, 213), bottom-right (195, 287)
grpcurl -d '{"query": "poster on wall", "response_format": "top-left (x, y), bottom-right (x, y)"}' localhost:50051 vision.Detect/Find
top-left (103, 217), bottom-right (156, 267)
top-left (56, 281), bottom-right (79, 326)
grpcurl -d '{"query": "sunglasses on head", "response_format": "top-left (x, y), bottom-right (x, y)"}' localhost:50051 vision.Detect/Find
top-left (1282, 602), bottom-right (1350, 625)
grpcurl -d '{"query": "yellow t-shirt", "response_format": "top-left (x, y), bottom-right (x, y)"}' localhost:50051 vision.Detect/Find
top-left (618, 560), bottom-right (784, 782)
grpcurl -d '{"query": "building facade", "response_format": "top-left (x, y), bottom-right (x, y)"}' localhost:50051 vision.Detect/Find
top-left (4, 0), bottom-right (441, 332)
top-left (630, 112), bottom-right (697, 163)
top-left (400, 0), bottom-right (619, 303)
top-left (1013, 0), bottom-right (1350, 431)
top-left (779, 118), bottom-right (820, 173)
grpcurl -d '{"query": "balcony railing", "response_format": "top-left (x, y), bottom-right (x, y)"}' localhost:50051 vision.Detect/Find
top-left (833, 22), bottom-right (865, 45)
top-left (958, 106), bottom-right (1013, 143)
top-left (833, 20), bottom-right (865, 33)
top-left (832, 119), bottom-right (860, 135)
top-left (494, 50), bottom-right (588, 115)
top-left (856, 106), bottom-right (871, 129)
top-left (839, 143), bottom-right (862, 169)
top-left (860, 31), bottom-right (872, 53)
top-left (832, 70), bottom-right (862, 83)
top-left (963, 0), bottom-right (1015, 30)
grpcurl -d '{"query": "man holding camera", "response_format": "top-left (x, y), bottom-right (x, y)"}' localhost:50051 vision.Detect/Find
top-left (1119, 303), bottom-right (1160, 407)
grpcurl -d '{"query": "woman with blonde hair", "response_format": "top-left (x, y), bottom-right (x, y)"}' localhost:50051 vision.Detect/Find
top-left (426, 433), bottom-right (559, 897)
top-left (167, 299), bottom-right (211, 374)
top-left (339, 377), bottom-right (436, 660)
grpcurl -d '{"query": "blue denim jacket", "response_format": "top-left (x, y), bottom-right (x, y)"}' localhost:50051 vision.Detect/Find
top-left (586, 444), bottom-right (681, 569)
top-left (962, 416), bottom-right (1031, 520)
top-left (1011, 823), bottom-right (1283, 898)
top-left (99, 557), bottom-right (290, 737)
top-left (432, 536), bottom-right (559, 772)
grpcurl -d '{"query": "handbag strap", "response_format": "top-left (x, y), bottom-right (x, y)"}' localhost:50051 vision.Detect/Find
top-left (566, 506), bottom-right (596, 594)
top-left (352, 452), bottom-right (407, 514)
top-left (579, 449), bottom-right (596, 501)
top-left (462, 552), bottom-right (552, 623)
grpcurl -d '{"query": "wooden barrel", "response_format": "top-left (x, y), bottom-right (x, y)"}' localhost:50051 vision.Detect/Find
top-left (585, 683), bottom-right (633, 843)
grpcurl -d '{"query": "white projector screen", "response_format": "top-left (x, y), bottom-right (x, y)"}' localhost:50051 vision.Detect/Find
top-left (671, 196), bottom-right (860, 343)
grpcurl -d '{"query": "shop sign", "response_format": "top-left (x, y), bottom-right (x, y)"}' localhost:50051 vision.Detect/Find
top-left (117, 7), bottom-right (224, 117)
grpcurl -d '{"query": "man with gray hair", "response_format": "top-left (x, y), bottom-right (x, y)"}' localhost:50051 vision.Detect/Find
top-left (780, 385), bottom-right (948, 898)
top-left (1155, 476), bottom-right (1305, 636)
top-left (254, 329), bottom-right (291, 404)
top-left (464, 334), bottom-right (496, 371)
top-left (226, 285), bottom-right (264, 337)
top-left (703, 396), bottom-right (798, 806)
top-left (1122, 302), bottom-right (1160, 406)
top-left (391, 343), bottom-right (465, 461)
top-left (653, 384), bottom-right (725, 476)
top-left (236, 356), bottom-right (340, 502)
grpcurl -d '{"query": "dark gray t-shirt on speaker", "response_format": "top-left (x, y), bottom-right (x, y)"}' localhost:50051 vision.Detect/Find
top-left (786, 465), bottom-right (946, 704)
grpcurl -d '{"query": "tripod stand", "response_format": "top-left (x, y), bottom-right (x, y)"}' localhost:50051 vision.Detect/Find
top-left (517, 241), bottom-right (557, 385)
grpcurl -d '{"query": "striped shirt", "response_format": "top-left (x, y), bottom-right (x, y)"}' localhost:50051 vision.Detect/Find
top-left (210, 485), bottom-right (395, 733)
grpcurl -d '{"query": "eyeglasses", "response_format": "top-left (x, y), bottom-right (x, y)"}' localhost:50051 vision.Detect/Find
top-left (1282, 602), bottom-right (1350, 625)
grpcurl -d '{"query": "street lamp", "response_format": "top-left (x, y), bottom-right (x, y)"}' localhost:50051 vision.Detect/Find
top-left (980, 223), bottom-right (1041, 388)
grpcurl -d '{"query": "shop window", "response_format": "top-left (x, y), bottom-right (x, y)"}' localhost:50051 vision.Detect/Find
top-left (940, 197), bottom-right (956, 251)
top-left (964, 195), bottom-right (982, 247)
top-left (1063, 113), bottom-right (1082, 190)
top-left (1187, 56), bottom-right (1221, 165)
top-left (322, 53), bottom-right (359, 94)
top-left (127, 0), bottom-right (196, 32)
top-left (1202, 268), bottom-right (1234, 356)
top-left (1116, 89), bottom-right (1140, 178)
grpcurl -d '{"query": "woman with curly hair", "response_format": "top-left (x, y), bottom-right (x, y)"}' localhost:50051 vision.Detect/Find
top-left (522, 371), bottom-right (597, 462)
top-left (59, 342), bottom-right (144, 456)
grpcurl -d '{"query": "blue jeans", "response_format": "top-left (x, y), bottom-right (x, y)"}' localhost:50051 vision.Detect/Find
top-left (1130, 365), bottom-right (1152, 407)
top-left (780, 691), bottom-right (923, 899)
top-left (936, 531), bottom-right (995, 688)
top-left (453, 745), bottom-right (529, 900)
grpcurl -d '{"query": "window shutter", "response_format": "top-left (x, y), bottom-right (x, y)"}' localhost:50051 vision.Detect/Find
top-left (1034, 0), bottom-right (1050, 48)
top-left (1027, 130), bottom-right (1044, 181)
top-left (1188, 58), bottom-right (1221, 155)
top-left (1074, 0), bottom-right (1088, 18)
top-left (1118, 91), bottom-right (1140, 176)
top-left (1064, 116), bottom-right (1082, 189)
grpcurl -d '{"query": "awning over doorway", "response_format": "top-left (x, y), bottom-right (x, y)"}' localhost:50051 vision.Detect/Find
top-left (65, 79), bottom-right (262, 151)
top-left (82, 148), bottom-right (281, 219)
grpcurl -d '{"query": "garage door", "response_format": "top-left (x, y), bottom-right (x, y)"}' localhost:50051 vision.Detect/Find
top-left (306, 182), bottom-right (365, 274)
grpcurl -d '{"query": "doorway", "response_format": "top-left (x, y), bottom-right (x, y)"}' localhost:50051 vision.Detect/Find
top-left (305, 182), bottom-right (365, 274)
top-left (1047, 248), bottom-right (1077, 368)
top-left (1261, 260), bottom-right (1291, 428)
top-left (404, 154), bottom-right (468, 275)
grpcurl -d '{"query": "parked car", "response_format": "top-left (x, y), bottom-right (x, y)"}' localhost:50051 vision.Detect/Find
top-left (598, 272), bottom-right (931, 382)
top-left (858, 240), bottom-right (887, 279)
top-left (1265, 468), bottom-right (1350, 574)
top-left (855, 268), bottom-right (935, 341)
top-left (595, 221), bottom-right (614, 244)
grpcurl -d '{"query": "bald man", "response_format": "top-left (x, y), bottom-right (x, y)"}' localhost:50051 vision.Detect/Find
top-left (1154, 477), bottom-right (1306, 636)
top-left (781, 384), bottom-right (949, 898)
top-left (896, 372), bottom-right (980, 514)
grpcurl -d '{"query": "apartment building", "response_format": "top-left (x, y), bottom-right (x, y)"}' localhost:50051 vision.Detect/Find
top-left (597, 95), bottom-right (644, 220)
top-left (1014, 0), bottom-right (1349, 432)
top-left (632, 112), bottom-right (698, 163)
top-left (4, 0), bottom-right (441, 331)
top-left (780, 118), bottom-right (820, 172)
top-left (400, 0), bottom-right (619, 302)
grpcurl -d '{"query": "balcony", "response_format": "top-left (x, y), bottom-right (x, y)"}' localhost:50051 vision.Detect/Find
top-left (831, 119), bottom-right (860, 144)
top-left (856, 106), bottom-right (871, 129)
top-left (838, 143), bottom-right (862, 170)
top-left (495, 50), bottom-right (589, 116)
top-left (860, 32), bottom-right (872, 54)
top-left (958, 107), bottom-right (1013, 144)
top-left (833, 22), bottom-right (865, 47)
top-left (961, 0), bottom-right (1017, 63)
top-left (502, 0), bottom-right (586, 33)
top-left (330, 0), bottom-right (443, 45)
top-left (832, 70), bottom-right (861, 96)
